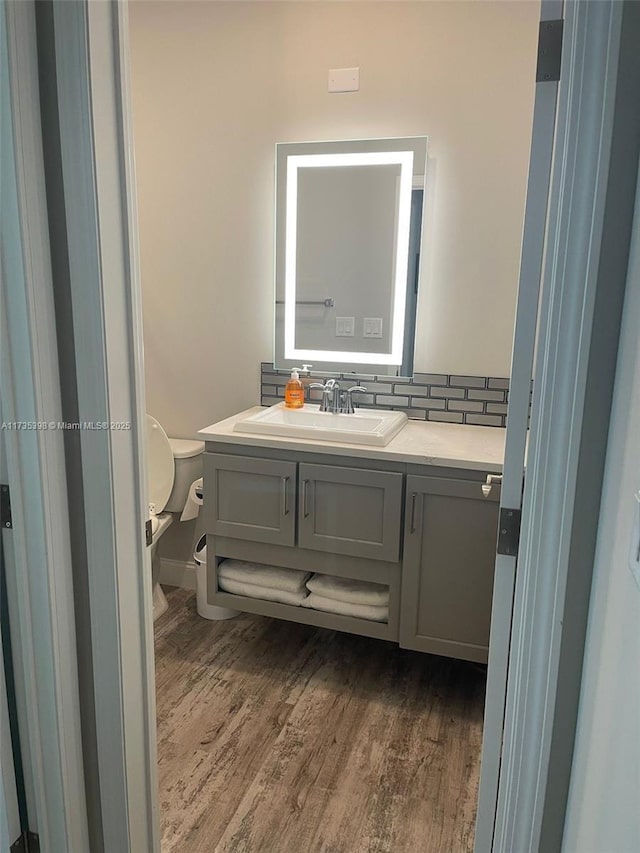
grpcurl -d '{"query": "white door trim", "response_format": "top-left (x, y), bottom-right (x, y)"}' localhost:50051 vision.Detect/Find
top-left (0, 1), bottom-right (89, 849)
top-left (493, 1), bottom-right (637, 850)
top-left (0, 625), bottom-right (21, 847)
top-left (51, 0), bottom-right (159, 850)
top-left (474, 4), bottom-right (563, 849)
top-left (24, 0), bottom-right (638, 849)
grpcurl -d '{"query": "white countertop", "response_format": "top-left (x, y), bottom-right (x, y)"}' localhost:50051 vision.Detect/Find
top-left (198, 406), bottom-right (506, 472)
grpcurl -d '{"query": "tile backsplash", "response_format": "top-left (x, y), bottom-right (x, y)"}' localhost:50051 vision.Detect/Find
top-left (260, 364), bottom-right (512, 427)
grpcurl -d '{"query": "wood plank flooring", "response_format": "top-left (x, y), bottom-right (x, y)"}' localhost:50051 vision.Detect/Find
top-left (154, 588), bottom-right (486, 853)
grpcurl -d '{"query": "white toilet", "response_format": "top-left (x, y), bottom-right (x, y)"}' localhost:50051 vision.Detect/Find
top-left (146, 414), bottom-right (204, 619)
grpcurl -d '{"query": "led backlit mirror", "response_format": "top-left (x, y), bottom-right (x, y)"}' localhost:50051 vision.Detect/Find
top-left (274, 137), bottom-right (427, 377)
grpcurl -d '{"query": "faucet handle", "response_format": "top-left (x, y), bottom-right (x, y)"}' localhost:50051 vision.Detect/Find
top-left (310, 382), bottom-right (332, 412)
top-left (342, 385), bottom-right (368, 414)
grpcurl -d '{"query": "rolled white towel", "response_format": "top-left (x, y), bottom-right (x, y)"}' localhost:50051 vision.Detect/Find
top-left (301, 592), bottom-right (388, 623)
top-left (218, 576), bottom-right (308, 606)
top-left (306, 574), bottom-right (389, 607)
top-left (217, 559), bottom-right (310, 594)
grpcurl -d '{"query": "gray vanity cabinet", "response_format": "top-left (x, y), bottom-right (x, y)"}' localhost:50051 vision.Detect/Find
top-left (203, 442), bottom-right (502, 661)
top-left (203, 453), bottom-right (297, 546)
top-left (297, 463), bottom-right (403, 562)
top-left (400, 474), bottom-right (501, 663)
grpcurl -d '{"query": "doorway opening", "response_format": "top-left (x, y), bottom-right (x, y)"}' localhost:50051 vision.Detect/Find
top-left (124, 2), bottom-right (542, 850)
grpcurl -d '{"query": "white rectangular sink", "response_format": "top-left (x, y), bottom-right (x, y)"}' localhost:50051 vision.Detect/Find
top-left (234, 402), bottom-right (408, 447)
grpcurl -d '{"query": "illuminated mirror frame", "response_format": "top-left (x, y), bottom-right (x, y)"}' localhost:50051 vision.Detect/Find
top-left (273, 135), bottom-right (428, 376)
top-left (283, 149), bottom-right (415, 366)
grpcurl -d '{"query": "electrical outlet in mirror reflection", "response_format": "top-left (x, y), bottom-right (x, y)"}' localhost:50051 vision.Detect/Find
top-left (363, 317), bottom-right (383, 338)
top-left (336, 317), bottom-right (355, 337)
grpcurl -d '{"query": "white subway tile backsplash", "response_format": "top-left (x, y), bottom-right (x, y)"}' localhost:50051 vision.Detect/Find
top-left (450, 375), bottom-right (487, 389)
top-left (350, 394), bottom-right (375, 406)
top-left (376, 395), bottom-right (409, 407)
top-left (261, 384), bottom-right (284, 397)
top-left (488, 377), bottom-right (510, 390)
top-left (465, 413), bottom-right (504, 427)
top-left (468, 389), bottom-right (506, 402)
top-left (448, 400), bottom-right (484, 413)
top-left (486, 402), bottom-right (508, 415)
top-left (413, 373), bottom-right (448, 385)
top-left (259, 365), bottom-right (516, 427)
top-left (405, 385), bottom-right (430, 397)
top-left (428, 411), bottom-right (464, 423)
top-left (261, 395), bottom-right (281, 407)
top-left (359, 382), bottom-right (394, 394)
top-left (429, 386), bottom-right (466, 399)
top-left (410, 397), bottom-right (446, 410)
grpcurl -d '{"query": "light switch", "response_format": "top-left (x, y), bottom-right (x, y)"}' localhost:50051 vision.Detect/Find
top-left (336, 317), bottom-right (355, 337)
top-left (363, 317), bottom-right (383, 338)
top-left (328, 67), bottom-right (360, 93)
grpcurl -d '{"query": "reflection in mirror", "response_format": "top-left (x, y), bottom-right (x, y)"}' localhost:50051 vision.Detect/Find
top-left (275, 137), bottom-right (427, 377)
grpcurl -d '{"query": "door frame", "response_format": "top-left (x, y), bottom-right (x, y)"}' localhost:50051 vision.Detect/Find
top-left (492, 2), bottom-right (640, 850)
top-left (474, 2), bottom-right (563, 847)
top-left (7, 0), bottom-right (640, 850)
top-left (49, 1), bottom-right (160, 850)
top-left (1, 1), bottom-right (90, 849)
top-left (0, 605), bottom-right (21, 849)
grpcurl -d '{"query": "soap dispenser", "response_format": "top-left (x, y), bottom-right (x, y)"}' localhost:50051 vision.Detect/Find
top-left (285, 368), bottom-right (304, 409)
top-left (299, 364), bottom-right (313, 392)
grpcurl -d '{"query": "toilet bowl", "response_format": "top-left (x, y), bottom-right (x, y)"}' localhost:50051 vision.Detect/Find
top-left (146, 414), bottom-right (204, 620)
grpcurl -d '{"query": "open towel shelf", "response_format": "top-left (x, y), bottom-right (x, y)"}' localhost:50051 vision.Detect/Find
top-left (213, 589), bottom-right (396, 643)
top-left (213, 555), bottom-right (397, 640)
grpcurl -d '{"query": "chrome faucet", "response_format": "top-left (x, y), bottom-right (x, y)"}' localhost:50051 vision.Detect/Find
top-left (341, 385), bottom-right (368, 414)
top-left (310, 380), bottom-right (367, 414)
top-left (310, 379), bottom-right (341, 412)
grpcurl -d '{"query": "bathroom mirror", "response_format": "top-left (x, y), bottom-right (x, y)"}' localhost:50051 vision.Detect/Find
top-left (274, 137), bottom-right (427, 377)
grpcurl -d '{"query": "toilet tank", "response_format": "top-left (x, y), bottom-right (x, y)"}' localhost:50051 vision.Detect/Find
top-left (165, 438), bottom-right (205, 513)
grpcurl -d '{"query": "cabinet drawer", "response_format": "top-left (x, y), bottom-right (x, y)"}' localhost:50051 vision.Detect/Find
top-left (400, 474), bottom-right (500, 662)
top-left (204, 453), bottom-right (296, 546)
top-left (298, 463), bottom-right (403, 562)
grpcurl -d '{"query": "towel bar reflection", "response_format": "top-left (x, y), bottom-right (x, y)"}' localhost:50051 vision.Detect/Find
top-left (275, 298), bottom-right (335, 307)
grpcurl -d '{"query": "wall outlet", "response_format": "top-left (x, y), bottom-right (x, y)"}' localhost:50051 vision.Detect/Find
top-left (363, 317), bottom-right (383, 338)
top-left (328, 67), bottom-right (360, 93)
top-left (336, 317), bottom-right (355, 337)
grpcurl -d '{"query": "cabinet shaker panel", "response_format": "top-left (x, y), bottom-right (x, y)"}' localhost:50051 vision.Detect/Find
top-left (298, 463), bottom-right (403, 562)
top-left (204, 453), bottom-right (296, 546)
top-left (400, 474), bottom-right (500, 663)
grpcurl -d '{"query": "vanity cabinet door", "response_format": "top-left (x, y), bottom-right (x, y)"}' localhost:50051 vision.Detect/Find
top-left (400, 474), bottom-right (500, 663)
top-left (298, 463), bottom-right (403, 562)
top-left (204, 453), bottom-right (297, 546)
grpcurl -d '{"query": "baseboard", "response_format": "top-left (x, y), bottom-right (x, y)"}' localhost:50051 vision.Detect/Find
top-left (158, 557), bottom-right (197, 591)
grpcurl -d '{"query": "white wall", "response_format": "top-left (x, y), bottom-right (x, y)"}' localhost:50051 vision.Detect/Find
top-left (128, 0), bottom-right (538, 439)
top-left (562, 185), bottom-right (640, 852)
top-left (295, 164), bottom-right (398, 354)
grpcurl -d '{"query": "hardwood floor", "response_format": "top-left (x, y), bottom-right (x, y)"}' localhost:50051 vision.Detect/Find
top-left (154, 587), bottom-right (486, 853)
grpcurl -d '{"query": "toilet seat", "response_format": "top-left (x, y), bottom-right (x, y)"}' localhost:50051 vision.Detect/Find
top-left (146, 414), bottom-right (175, 520)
